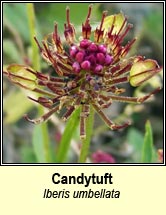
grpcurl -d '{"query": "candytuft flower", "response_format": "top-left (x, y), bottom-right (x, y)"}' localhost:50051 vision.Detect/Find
top-left (4, 5), bottom-right (162, 139)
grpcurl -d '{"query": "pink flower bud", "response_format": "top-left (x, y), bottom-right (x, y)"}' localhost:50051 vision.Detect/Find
top-left (70, 46), bottom-right (78, 58)
top-left (85, 54), bottom-right (96, 66)
top-left (81, 60), bottom-right (91, 70)
top-left (105, 54), bottom-right (113, 65)
top-left (80, 39), bottom-right (91, 48)
top-left (75, 51), bottom-right (85, 63)
top-left (98, 44), bottom-right (107, 54)
top-left (88, 43), bottom-right (98, 52)
top-left (97, 52), bottom-right (105, 65)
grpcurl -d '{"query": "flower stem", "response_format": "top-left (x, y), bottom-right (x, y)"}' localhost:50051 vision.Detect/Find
top-left (26, 3), bottom-right (51, 162)
top-left (78, 104), bottom-right (94, 163)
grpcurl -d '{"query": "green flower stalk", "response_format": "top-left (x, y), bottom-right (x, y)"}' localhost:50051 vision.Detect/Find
top-left (4, 5), bottom-right (162, 140)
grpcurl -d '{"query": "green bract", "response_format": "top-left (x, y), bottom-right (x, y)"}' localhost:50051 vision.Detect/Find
top-left (6, 64), bottom-right (37, 90)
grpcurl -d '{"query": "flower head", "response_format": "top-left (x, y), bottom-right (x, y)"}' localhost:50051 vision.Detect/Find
top-left (4, 5), bottom-right (162, 139)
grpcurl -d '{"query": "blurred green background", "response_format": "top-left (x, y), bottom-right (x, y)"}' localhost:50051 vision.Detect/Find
top-left (3, 2), bottom-right (163, 163)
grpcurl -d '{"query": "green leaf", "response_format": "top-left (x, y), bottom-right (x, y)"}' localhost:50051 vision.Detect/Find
top-left (20, 145), bottom-right (37, 163)
top-left (32, 124), bottom-right (47, 163)
top-left (26, 3), bottom-right (40, 71)
top-left (56, 108), bottom-right (80, 163)
top-left (27, 3), bottom-right (51, 164)
top-left (6, 64), bottom-right (37, 90)
top-left (141, 120), bottom-right (153, 163)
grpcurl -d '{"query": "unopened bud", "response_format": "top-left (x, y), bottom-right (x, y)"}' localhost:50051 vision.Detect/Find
top-left (97, 53), bottom-right (105, 65)
top-left (70, 46), bottom-right (78, 58)
top-left (88, 43), bottom-right (98, 52)
top-left (80, 39), bottom-right (91, 48)
top-left (75, 51), bottom-right (85, 63)
top-left (81, 60), bottom-right (91, 70)
top-left (105, 54), bottom-right (113, 65)
top-left (98, 44), bottom-right (107, 54)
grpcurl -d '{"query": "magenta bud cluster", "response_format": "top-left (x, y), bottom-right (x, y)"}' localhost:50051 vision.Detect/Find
top-left (70, 39), bottom-right (113, 73)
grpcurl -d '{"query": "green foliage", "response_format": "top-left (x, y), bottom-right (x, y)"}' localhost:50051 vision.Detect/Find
top-left (35, 3), bottom-right (101, 35)
top-left (127, 121), bottom-right (157, 163)
top-left (143, 9), bottom-right (163, 40)
top-left (27, 3), bottom-right (40, 71)
top-left (32, 124), bottom-right (51, 163)
top-left (57, 108), bottom-right (80, 163)
top-left (27, 3), bottom-right (51, 164)
top-left (141, 120), bottom-right (154, 163)
top-left (20, 144), bottom-right (37, 163)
